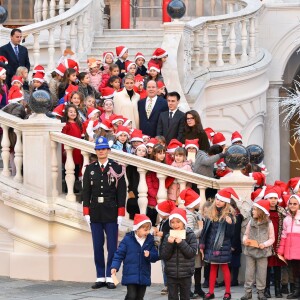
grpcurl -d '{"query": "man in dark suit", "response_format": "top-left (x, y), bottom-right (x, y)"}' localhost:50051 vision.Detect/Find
top-left (0, 28), bottom-right (30, 87)
top-left (82, 137), bottom-right (126, 290)
top-left (138, 80), bottom-right (168, 137)
top-left (156, 91), bottom-right (185, 144)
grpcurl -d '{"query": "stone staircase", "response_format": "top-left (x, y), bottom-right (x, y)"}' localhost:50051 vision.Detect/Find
top-left (87, 28), bottom-right (164, 62)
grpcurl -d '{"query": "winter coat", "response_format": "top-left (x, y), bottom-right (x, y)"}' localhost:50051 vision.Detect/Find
top-left (48, 78), bottom-right (59, 106)
top-left (199, 215), bottom-right (235, 264)
top-left (193, 151), bottom-right (224, 178)
top-left (231, 212), bottom-right (244, 255)
top-left (160, 227), bottom-right (197, 278)
top-left (111, 231), bottom-right (159, 286)
top-left (146, 171), bottom-right (159, 207)
top-left (112, 140), bottom-right (131, 153)
top-left (277, 210), bottom-right (300, 260)
top-left (99, 72), bottom-right (110, 90)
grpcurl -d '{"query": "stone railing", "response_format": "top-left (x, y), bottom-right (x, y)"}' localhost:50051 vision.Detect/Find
top-left (162, 0), bottom-right (263, 101)
top-left (34, 0), bottom-right (79, 22)
top-left (0, 110), bottom-right (255, 230)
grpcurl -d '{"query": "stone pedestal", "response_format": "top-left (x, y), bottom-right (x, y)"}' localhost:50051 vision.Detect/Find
top-left (20, 114), bottom-right (64, 203)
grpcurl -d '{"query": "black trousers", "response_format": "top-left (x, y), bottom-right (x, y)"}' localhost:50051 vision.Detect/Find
top-left (125, 284), bottom-right (147, 300)
top-left (167, 276), bottom-right (191, 300)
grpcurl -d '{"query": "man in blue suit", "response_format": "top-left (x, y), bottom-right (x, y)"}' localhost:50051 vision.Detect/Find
top-left (138, 80), bottom-right (168, 138)
top-left (0, 29), bottom-right (30, 88)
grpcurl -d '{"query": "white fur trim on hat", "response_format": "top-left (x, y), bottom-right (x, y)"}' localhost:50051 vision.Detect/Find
top-left (231, 137), bottom-right (242, 144)
top-left (154, 51), bottom-right (168, 59)
top-left (0, 68), bottom-right (6, 76)
top-left (118, 47), bottom-right (128, 58)
top-left (215, 193), bottom-right (231, 204)
top-left (100, 123), bottom-right (110, 131)
top-left (253, 202), bottom-right (270, 216)
top-left (9, 97), bottom-right (23, 103)
top-left (169, 213), bottom-right (186, 226)
top-left (88, 109), bottom-right (100, 119)
top-left (185, 144), bottom-right (199, 151)
top-left (132, 219), bottom-right (151, 231)
top-left (287, 194), bottom-right (300, 206)
top-left (116, 131), bottom-right (129, 138)
top-left (148, 66), bottom-right (160, 73)
top-left (254, 186), bottom-right (266, 203)
top-left (264, 192), bottom-right (278, 200)
top-left (155, 205), bottom-right (170, 217)
top-left (184, 196), bottom-right (201, 209)
top-left (131, 137), bottom-right (143, 142)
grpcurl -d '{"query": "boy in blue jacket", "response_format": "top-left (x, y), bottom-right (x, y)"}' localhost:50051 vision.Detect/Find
top-left (111, 214), bottom-right (159, 300)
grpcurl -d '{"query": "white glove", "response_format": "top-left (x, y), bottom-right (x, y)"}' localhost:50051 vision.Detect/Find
top-left (117, 216), bottom-right (123, 226)
top-left (84, 215), bottom-right (91, 228)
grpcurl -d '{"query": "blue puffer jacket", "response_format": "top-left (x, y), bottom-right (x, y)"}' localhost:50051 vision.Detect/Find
top-left (200, 218), bottom-right (235, 264)
top-left (112, 140), bottom-right (131, 153)
top-left (111, 231), bottom-right (159, 286)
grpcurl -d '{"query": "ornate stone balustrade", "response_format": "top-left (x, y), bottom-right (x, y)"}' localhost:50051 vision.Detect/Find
top-left (162, 0), bottom-right (263, 100)
top-left (34, 0), bottom-right (78, 22)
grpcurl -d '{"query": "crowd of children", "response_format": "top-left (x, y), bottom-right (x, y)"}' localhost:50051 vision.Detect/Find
top-left (1, 46), bottom-right (300, 300)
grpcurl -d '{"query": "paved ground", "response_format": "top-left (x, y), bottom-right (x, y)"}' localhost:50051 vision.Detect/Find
top-left (0, 276), bottom-right (284, 300)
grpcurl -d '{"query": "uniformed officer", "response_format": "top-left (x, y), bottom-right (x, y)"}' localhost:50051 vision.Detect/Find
top-left (82, 136), bottom-right (126, 289)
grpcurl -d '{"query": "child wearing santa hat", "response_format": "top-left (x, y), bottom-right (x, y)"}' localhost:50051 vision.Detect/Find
top-left (181, 188), bottom-right (205, 298)
top-left (160, 207), bottom-right (197, 300)
top-left (242, 200), bottom-right (275, 300)
top-left (111, 214), bottom-right (159, 299)
top-left (115, 45), bottom-right (128, 79)
top-left (31, 72), bottom-right (50, 94)
top-left (199, 188), bottom-right (237, 300)
top-left (58, 68), bottom-right (78, 100)
top-left (148, 48), bottom-right (168, 70)
top-left (111, 125), bottom-right (131, 153)
top-left (135, 52), bottom-right (147, 77)
top-left (154, 200), bottom-right (176, 295)
top-left (99, 64), bottom-right (120, 90)
top-left (143, 62), bottom-right (164, 89)
top-left (49, 64), bottom-right (66, 106)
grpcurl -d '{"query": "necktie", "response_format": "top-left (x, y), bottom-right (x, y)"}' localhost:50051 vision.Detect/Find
top-left (101, 164), bottom-right (104, 172)
top-left (14, 46), bottom-right (19, 59)
top-left (168, 111), bottom-right (173, 126)
top-left (146, 98), bottom-right (152, 119)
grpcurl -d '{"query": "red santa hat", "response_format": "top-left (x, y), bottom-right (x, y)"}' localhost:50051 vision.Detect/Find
top-left (249, 172), bottom-right (266, 187)
top-left (110, 114), bottom-right (124, 125)
top-left (115, 125), bottom-right (130, 138)
top-left (92, 120), bottom-right (101, 131)
top-left (133, 214), bottom-right (151, 231)
top-left (274, 180), bottom-right (287, 194)
top-left (64, 85), bottom-right (79, 102)
top-left (11, 75), bottom-right (23, 86)
top-left (216, 187), bottom-right (240, 203)
top-left (263, 186), bottom-right (280, 200)
top-left (179, 188), bottom-right (201, 208)
top-left (130, 129), bottom-right (144, 142)
top-left (135, 52), bottom-right (146, 62)
top-left (125, 60), bottom-right (136, 72)
top-left (148, 62), bottom-right (160, 73)
top-left (101, 87), bottom-right (116, 100)
top-left (156, 200), bottom-right (176, 216)
top-left (251, 186), bottom-right (267, 203)
top-left (231, 131), bottom-right (243, 144)
top-left (8, 86), bottom-right (24, 103)
top-left (146, 138), bottom-right (158, 148)
top-left (123, 118), bottom-right (132, 127)
top-left (280, 193), bottom-right (290, 208)
top-left (167, 139), bottom-right (183, 153)
top-left (64, 58), bottom-right (79, 72)
top-left (204, 127), bottom-right (215, 141)
top-left (52, 104), bottom-right (65, 118)
top-left (135, 143), bottom-right (148, 153)
top-left (212, 132), bottom-right (226, 146)
top-left (100, 119), bottom-right (113, 131)
top-left (116, 46), bottom-right (128, 58)
top-left (287, 194), bottom-right (300, 206)
top-left (0, 56), bottom-right (8, 64)
top-left (134, 74), bottom-right (144, 83)
top-left (143, 134), bottom-right (150, 140)
top-left (0, 67), bottom-right (6, 76)
top-left (286, 177), bottom-right (300, 193)
top-left (157, 81), bottom-right (165, 89)
top-left (55, 63), bottom-right (67, 77)
top-left (87, 107), bottom-right (100, 119)
top-left (103, 51), bottom-right (115, 62)
top-left (33, 65), bottom-right (45, 74)
top-left (169, 208), bottom-right (187, 227)
top-left (253, 199), bottom-right (270, 216)
top-left (32, 72), bottom-right (45, 83)
top-left (152, 48), bottom-right (168, 59)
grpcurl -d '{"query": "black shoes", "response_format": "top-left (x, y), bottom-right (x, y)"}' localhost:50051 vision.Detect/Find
top-left (106, 282), bottom-right (117, 289)
top-left (264, 288), bottom-right (271, 298)
top-left (91, 282), bottom-right (106, 289)
top-left (281, 284), bottom-right (289, 294)
top-left (223, 293), bottom-right (231, 300)
top-left (204, 293), bottom-right (215, 299)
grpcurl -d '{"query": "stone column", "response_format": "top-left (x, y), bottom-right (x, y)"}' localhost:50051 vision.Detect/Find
top-left (264, 82), bottom-right (282, 184)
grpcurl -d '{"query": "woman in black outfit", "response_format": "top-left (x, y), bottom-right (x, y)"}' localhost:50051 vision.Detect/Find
top-left (183, 110), bottom-right (210, 152)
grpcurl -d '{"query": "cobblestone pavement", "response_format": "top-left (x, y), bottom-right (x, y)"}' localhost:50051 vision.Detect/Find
top-left (0, 277), bottom-right (282, 300)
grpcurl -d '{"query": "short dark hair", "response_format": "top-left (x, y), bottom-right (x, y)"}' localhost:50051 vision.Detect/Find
top-left (11, 29), bottom-right (22, 37)
top-left (167, 91), bottom-right (180, 101)
top-left (208, 144), bottom-right (223, 155)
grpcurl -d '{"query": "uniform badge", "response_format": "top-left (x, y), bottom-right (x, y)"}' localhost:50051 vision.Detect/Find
top-left (90, 171), bottom-right (94, 175)
top-left (97, 137), bottom-right (103, 143)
